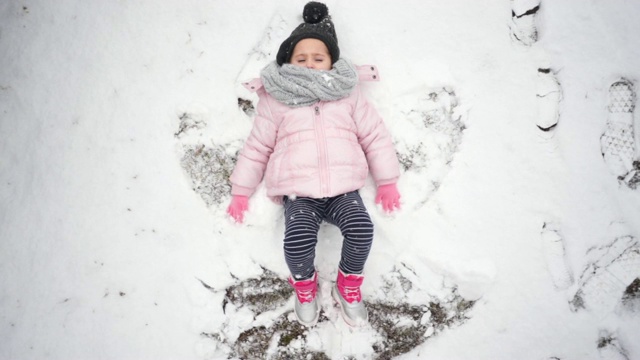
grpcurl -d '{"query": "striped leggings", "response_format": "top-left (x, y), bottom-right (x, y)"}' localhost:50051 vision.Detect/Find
top-left (283, 191), bottom-right (374, 281)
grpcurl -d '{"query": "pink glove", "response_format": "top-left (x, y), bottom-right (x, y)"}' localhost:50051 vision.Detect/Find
top-left (375, 183), bottom-right (401, 213)
top-left (227, 195), bottom-right (249, 223)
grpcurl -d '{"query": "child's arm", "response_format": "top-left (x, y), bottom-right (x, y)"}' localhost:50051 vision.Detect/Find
top-left (352, 88), bottom-right (399, 184)
top-left (227, 93), bottom-right (278, 222)
top-left (352, 87), bottom-right (401, 212)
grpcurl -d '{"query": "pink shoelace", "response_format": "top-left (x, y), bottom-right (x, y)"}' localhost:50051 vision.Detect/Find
top-left (340, 286), bottom-right (362, 303)
top-left (296, 288), bottom-right (315, 303)
top-left (290, 275), bottom-right (317, 304)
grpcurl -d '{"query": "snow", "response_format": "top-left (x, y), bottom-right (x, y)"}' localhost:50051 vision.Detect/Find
top-left (1, 0), bottom-right (640, 359)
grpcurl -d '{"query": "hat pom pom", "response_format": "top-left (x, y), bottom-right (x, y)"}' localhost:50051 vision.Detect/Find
top-left (303, 2), bottom-right (329, 24)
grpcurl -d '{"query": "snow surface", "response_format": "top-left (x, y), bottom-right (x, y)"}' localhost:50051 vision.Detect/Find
top-left (1, 0), bottom-right (640, 359)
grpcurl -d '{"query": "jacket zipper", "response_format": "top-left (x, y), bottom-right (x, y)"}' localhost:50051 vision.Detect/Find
top-left (314, 104), bottom-right (330, 196)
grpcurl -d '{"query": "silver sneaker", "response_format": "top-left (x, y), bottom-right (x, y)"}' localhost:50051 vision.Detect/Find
top-left (332, 270), bottom-right (368, 327)
top-left (289, 273), bottom-right (319, 326)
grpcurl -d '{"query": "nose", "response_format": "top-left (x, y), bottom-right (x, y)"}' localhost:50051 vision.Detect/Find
top-left (306, 62), bottom-right (315, 69)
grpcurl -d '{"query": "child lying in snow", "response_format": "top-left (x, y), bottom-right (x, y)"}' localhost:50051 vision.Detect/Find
top-left (226, 1), bottom-right (401, 327)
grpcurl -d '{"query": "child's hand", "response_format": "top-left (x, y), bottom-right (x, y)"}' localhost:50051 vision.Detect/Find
top-left (375, 183), bottom-right (401, 213)
top-left (227, 195), bottom-right (249, 223)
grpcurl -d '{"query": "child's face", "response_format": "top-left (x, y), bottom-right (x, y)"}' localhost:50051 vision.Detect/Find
top-left (289, 38), bottom-right (332, 71)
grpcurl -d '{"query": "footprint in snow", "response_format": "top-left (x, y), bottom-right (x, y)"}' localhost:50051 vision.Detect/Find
top-left (570, 222), bottom-right (640, 317)
top-left (541, 222), bottom-right (574, 291)
top-left (600, 78), bottom-right (640, 188)
top-left (509, 0), bottom-right (540, 46)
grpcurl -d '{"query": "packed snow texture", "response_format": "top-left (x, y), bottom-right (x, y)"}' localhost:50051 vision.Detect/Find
top-left (1, 0), bottom-right (640, 359)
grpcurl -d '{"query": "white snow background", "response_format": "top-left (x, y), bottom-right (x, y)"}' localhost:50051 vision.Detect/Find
top-left (1, 0), bottom-right (640, 359)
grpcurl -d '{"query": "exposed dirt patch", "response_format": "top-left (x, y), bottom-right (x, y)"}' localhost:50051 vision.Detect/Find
top-left (202, 267), bottom-right (476, 359)
top-left (180, 143), bottom-right (237, 206)
top-left (223, 268), bottom-right (291, 316)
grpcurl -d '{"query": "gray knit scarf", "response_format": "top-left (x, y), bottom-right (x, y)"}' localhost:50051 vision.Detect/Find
top-left (260, 58), bottom-right (358, 107)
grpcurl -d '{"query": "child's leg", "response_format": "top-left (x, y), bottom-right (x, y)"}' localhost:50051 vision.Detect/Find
top-left (283, 197), bottom-right (324, 280)
top-left (324, 191), bottom-right (374, 275)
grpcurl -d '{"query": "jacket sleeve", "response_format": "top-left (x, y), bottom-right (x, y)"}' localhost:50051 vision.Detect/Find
top-left (229, 91), bottom-right (278, 197)
top-left (352, 86), bottom-right (401, 186)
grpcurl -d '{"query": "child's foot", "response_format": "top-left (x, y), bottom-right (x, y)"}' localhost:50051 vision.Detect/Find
top-left (289, 273), bottom-right (320, 327)
top-left (332, 270), bottom-right (368, 327)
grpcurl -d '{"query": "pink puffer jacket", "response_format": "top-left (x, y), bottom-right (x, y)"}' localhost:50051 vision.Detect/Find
top-left (230, 65), bottom-right (400, 202)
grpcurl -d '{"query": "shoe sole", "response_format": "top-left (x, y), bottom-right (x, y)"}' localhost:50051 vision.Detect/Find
top-left (573, 236), bottom-right (640, 315)
top-left (601, 79), bottom-right (636, 178)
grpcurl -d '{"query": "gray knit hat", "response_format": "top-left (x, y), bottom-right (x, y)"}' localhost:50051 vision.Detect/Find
top-left (276, 2), bottom-right (339, 66)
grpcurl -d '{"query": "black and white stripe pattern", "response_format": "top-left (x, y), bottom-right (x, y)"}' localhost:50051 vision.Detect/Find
top-left (283, 191), bottom-right (374, 280)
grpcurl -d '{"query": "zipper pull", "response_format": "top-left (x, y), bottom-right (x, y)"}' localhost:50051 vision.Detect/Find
top-left (315, 106), bottom-right (320, 115)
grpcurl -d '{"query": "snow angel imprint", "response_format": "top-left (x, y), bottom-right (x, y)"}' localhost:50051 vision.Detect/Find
top-left (226, 2), bottom-right (402, 328)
